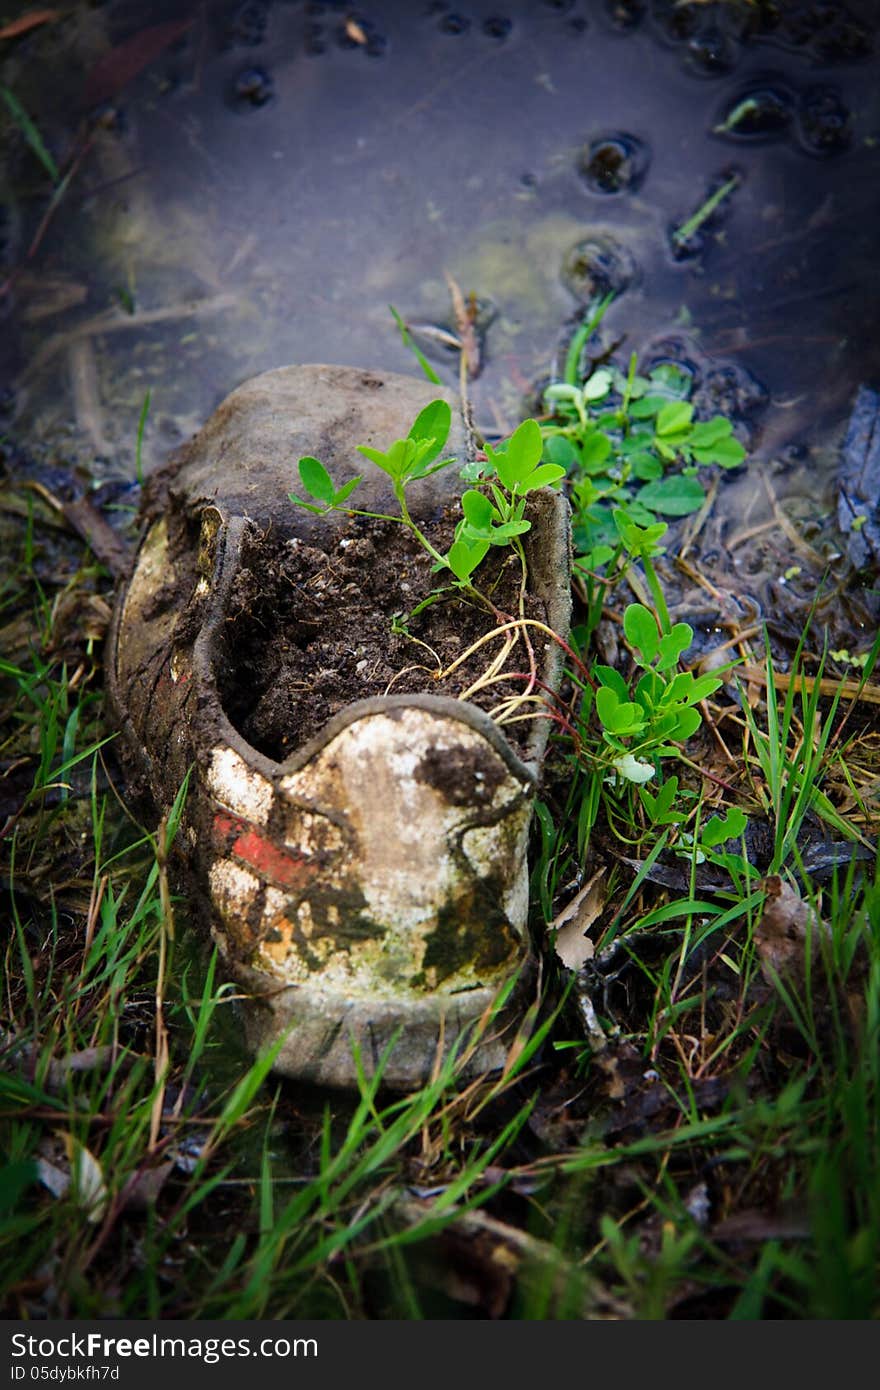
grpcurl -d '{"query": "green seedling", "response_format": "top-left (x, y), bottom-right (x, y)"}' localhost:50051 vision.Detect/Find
top-left (389, 304), bottom-right (442, 385)
top-left (588, 515), bottom-right (725, 783)
top-left (290, 397), bottom-right (455, 568)
top-left (594, 605), bottom-right (722, 783)
top-left (290, 404), bottom-right (564, 593)
top-left (450, 419), bottom-right (565, 581)
top-left (672, 173), bottom-right (740, 249)
top-left (542, 352), bottom-right (746, 575)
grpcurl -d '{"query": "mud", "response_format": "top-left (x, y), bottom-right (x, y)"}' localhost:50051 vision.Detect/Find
top-left (220, 506), bottom-right (546, 762)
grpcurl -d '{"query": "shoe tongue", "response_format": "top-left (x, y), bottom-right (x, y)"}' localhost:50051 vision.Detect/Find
top-left (158, 363), bottom-right (469, 538)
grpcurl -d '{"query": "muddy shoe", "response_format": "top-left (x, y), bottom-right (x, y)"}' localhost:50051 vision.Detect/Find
top-left (108, 365), bottom-right (571, 1089)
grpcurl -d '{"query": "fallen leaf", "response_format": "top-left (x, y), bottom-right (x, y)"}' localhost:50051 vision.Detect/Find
top-left (0, 10), bottom-right (58, 42)
top-left (551, 868), bottom-right (605, 970)
top-left (755, 875), bottom-right (829, 982)
top-left (84, 19), bottom-right (194, 107)
top-left (35, 1157), bottom-right (69, 1200)
top-left (63, 1133), bottom-right (107, 1223)
top-left (120, 1161), bottom-right (174, 1211)
top-left (712, 1205), bottom-right (811, 1242)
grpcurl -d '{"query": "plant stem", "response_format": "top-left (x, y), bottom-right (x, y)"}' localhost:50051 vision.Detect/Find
top-left (395, 488), bottom-right (448, 568)
top-left (642, 554), bottom-right (671, 635)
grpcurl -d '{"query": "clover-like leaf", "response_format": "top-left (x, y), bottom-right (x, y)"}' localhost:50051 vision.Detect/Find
top-left (624, 603), bottom-right (660, 663)
top-left (446, 535), bottom-right (490, 582)
top-left (543, 434), bottom-right (579, 470)
top-left (655, 400), bottom-right (694, 438)
top-left (580, 432), bottom-right (612, 474)
top-left (460, 488), bottom-right (495, 535)
top-left (333, 476), bottom-right (362, 507)
top-left (694, 435), bottom-right (746, 469)
top-left (495, 418), bottom-right (543, 489)
top-left (701, 805), bottom-right (748, 848)
top-left (409, 398), bottom-right (450, 450)
top-left (594, 665), bottom-right (630, 702)
top-left (297, 455), bottom-right (335, 504)
top-left (688, 417), bottom-right (732, 449)
top-left (640, 775), bottom-right (682, 825)
top-left (656, 622), bottom-right (694, 671)
top-left (582, 368), bottom-right (613, 401)
top-left (664, 706), bottom-right (702, 741)
top-left (637, 475), bottom-right (706, 516)
top-left (518, 462), bottom-right (566, 493)
top-left (596, 686), bottom-right (644, 735)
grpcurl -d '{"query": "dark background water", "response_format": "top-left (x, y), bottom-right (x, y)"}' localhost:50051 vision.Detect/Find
top-left (2, 0), bottom-right (879, 498)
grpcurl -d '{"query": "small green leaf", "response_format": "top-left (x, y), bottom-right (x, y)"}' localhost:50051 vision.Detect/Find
top-left (460, 489), bottom-right (495, 533)
top-left (666, 706), bottom-right (702, 741)
top-left (543, 434), bottom-right (579, 469)
top-left (288, 493), bottom-right (325, 514)
top-left (298, 455), bottom-right (336, 503)
top-left (701, 805), bottom-right (748, 848)
top-left (688, 417), bottom-right (732, 448)
top-left (446, 535), bottom-right (489, 581)
top-left (624, 604), bottom-right (660, 662)
top-left (408, 398), bottom-right (451, 462)
top-left (656, 622), bottom-right (694, 671)
top-left (333, 476), bottom-right (362, 506)
top-left (663, 670), bottom-right (723, 704)
top-left (489, 519), bottom-right (531, 541)
top-left (356, 443), bottom-right (394, 473)
top-left (696, 435), bottom-right (746, 468)
top-left (629, 395), bottom-right (667, 420)
top-left (575, 543), bottom-right (616, 572)
top-left (640, 775), bottom-right (681, 825)
top-left (582, 368), bottom-right (613, 401)
top-left (496, 418), bottom-right (543, 487)
top-left (596, 686), bottom-right (644, 734)
top-left (519, 462), bottom-right (566, 492)
top-left (637, 475), bottom-right (706, 516)
top-left (655, 401), bottom-right (694, 437)
top-left (594, 665), bottom-right (630, 701)
top-left (579, 432), bottom-right (612, 473)
top-left (544, 383), bottom-right (582, 404)
top-left (630, 451), bottom-right (663, 481)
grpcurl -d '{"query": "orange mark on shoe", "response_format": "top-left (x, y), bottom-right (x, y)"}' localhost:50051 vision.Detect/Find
top-left (213, 812), bottom-right (313, 889)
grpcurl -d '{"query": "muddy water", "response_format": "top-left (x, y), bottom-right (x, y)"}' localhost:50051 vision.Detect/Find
top-left (1, 0), bottom-right (878, 498)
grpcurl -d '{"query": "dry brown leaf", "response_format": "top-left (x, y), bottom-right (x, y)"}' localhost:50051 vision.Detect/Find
top-left (0, 10), bottom-right (58, 42)
top-left (755, 874), bottom-right (829, 982)
top-left (551, 869), bottom-right (605, 970)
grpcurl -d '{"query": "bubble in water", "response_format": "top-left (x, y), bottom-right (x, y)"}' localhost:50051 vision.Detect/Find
top-left (226, 2), bottom-right (269, 49)
top-left (482, 16), bottom-right (512, 39)
top-left (796, 85), bottom-right (852, 156)
top-left (578, 132), bottom-right (649, 194)
top-left (685, 25), bottom-right (734, 77)
top-left (652, 0), bottom-right (701, 42)
top-left (561, 234), bottom-right (639, 302)
top-left (231, 66), bottom-right (274, 107)
top-left (439, 13), bottom-right (471, 34)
